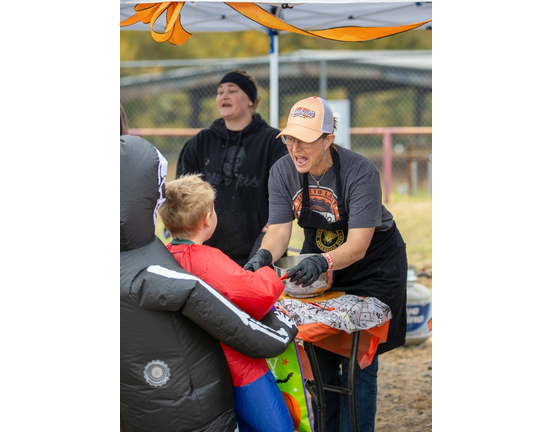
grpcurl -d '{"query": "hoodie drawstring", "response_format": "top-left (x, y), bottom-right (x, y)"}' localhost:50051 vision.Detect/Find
top-left (219, 133), bottom-right (230, 183)
top-left (230, 130), bottom-right (244, 178)
top-left (220, 129), bottom-right (244, 182)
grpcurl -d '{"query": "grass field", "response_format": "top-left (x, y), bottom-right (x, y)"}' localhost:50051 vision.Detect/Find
top-left (385, 193), bottom-right (432, 272)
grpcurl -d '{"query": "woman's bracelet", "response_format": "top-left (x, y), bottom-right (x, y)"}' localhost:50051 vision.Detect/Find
top-left (321, 253), bottom-right (334, 270)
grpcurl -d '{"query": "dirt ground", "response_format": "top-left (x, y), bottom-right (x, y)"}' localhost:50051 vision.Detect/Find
top-left (375, 336), bottom-right (432, 432)
top-left (302, 273), bottom-right (433, 432)
top-left (375, 272), bottom-right (432, 432)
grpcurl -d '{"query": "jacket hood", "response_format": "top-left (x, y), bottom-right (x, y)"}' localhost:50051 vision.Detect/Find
top-left (208, 113), bottom-right (268, 139)
top-left (120, 135), bottom-right (167, 251)
top-left (208, 114), bottom-right (272, 182)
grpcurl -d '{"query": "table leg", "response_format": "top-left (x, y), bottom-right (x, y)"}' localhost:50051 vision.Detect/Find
top-left (348, 331), bottom-right (360, 432)
top-left (304, 331), bottom-right (362, 432)
top-left (304, 341), bottom-right (326, 432)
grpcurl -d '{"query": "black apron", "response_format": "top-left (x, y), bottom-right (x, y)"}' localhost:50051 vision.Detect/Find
top-left (298, 148), bottom-right (407, 354)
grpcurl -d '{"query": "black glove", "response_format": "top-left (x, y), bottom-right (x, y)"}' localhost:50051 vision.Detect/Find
top-left (244, 248), bottom-right (273, 272)
top-left (288, 254), bottom-right (329, 286)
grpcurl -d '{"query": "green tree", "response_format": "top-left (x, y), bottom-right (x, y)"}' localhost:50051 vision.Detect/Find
top-left (121, 29), bottom-right (431, 62)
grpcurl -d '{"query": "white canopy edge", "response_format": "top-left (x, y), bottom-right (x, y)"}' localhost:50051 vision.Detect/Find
top-left (120, 2), bottom-right (432, 34)
top-left (121, 1), bottom-right (429, 4)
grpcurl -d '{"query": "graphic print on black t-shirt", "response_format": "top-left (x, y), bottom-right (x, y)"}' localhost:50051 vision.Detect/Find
top-left (292, 186), bottom-right (340, 222)
top-left (292, 186), bottom-right (345, 251)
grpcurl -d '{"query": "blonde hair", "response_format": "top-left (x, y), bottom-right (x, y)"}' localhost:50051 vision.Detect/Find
top-left (159, 174), bottom-right (216, 240)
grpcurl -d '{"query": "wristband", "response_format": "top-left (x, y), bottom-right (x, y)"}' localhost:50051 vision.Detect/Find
top-left (322, 253), bottom-right (334, 270)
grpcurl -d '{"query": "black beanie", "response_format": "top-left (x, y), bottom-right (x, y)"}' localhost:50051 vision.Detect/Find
top-left (218, 72), bottom-right (257, 103)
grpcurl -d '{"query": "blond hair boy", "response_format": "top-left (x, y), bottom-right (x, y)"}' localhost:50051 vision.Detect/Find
top-left (159, 173), bottom-right (293, 432)
top-left (160, 173), bottom-right (218, 244)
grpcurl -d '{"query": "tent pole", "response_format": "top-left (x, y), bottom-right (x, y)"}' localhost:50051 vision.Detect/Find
top-left (269, 30), bottom-right (279, 129)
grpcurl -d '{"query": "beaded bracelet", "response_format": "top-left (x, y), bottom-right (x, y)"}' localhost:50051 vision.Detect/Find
top-left (322, 252), bottom-right (334, 270)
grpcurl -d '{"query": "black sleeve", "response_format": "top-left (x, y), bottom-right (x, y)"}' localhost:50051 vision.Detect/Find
top-left (176, 138), bottom-right (197, 178)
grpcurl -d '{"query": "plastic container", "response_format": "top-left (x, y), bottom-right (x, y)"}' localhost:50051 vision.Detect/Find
top-left (405, 267), bottom-right (432, 345)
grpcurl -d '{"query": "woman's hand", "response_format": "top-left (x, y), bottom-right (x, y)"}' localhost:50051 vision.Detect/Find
top-left (287, 254), bottom-right (329, 286)
top-left (244, 248), bottom-right (273, 272)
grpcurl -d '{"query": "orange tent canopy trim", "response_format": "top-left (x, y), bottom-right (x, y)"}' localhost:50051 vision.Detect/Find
top-left (120, 2), bottom-right (192, 44)
top-left (120, 2), bottom-right (432, 45)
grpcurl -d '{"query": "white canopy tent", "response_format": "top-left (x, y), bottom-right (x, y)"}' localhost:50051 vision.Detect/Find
top-left (120, 1), bottom-right (432, 125)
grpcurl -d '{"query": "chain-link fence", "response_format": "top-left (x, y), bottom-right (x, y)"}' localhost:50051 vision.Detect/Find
top-left (120, 49), bottom-right (431, 199)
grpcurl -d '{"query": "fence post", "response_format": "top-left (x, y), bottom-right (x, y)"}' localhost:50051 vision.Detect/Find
top-left (427, 154), bottom-right (432, 196)
top-left (410, 160), bottom-right (418, 196)
top-left (269, 31), bottom-right (279, 128)
top-left (383, 129), bottom-right (392, 204)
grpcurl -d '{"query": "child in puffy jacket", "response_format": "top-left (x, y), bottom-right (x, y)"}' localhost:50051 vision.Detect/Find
top-left (159, 173), bottom-right (293, 432)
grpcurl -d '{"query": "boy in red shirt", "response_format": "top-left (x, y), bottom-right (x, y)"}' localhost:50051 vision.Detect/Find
top-left (159, 173), bottom-right (293, 432)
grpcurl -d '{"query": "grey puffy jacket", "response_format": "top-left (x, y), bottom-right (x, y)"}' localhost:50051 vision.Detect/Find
top-left (120, 136), bottom-right (297, 431)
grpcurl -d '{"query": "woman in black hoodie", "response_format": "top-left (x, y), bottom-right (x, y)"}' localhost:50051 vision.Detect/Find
top-left (176, 70), bottom-right (287, 266)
